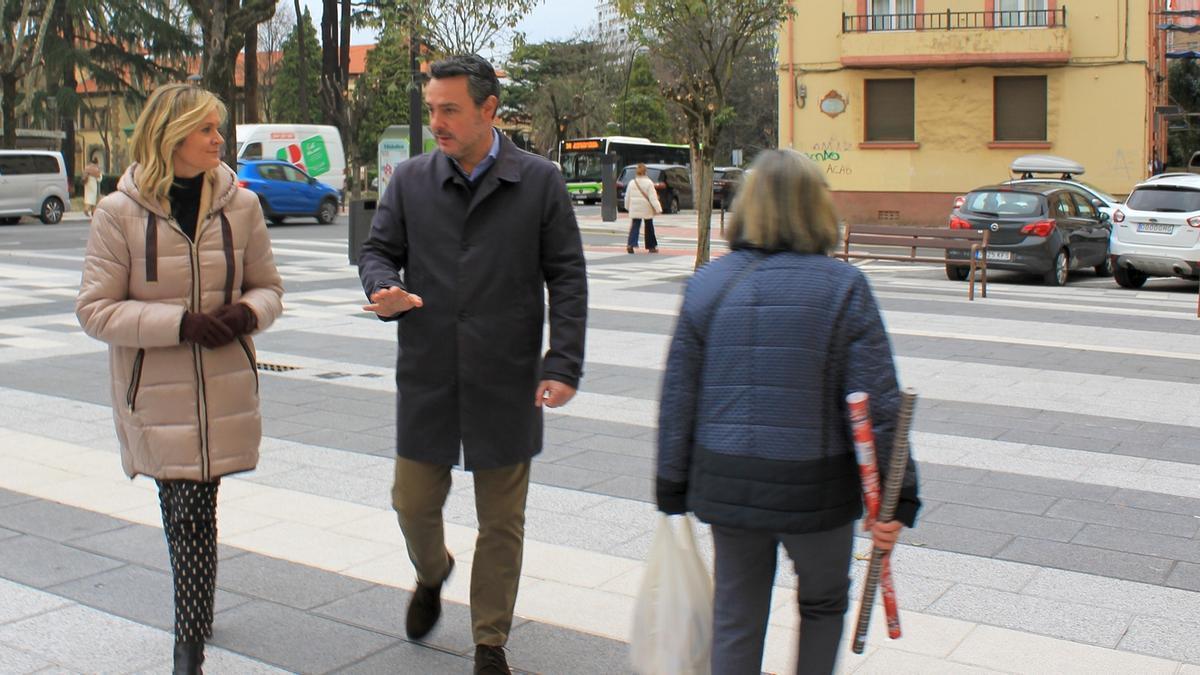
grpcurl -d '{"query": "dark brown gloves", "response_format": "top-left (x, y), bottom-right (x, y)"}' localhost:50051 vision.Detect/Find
top-left (212, 302), bottom-right (258, 338)
top-left (179, 311), bottom-right (234, 349)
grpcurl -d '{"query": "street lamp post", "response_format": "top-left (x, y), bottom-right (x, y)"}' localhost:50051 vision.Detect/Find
top-left (618, 46), bottom-right (648, 135)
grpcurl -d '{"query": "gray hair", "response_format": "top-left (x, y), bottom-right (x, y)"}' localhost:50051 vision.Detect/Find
top-left (429, 54), bottom-right (501, 109)
top-left (726, 149), bottom-right (840, 254)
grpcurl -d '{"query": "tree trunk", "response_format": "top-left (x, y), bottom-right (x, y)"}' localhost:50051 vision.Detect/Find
top-left (1, 74), bottom-right (17, 149)
top-left (60, 3), bottom-right (78, 190)
top-left (293, 0), bottom-right (309, 123)
top-left (244, 28), bottom-right (260, 122)
top-left (320, 0), bottom-right (338, 126)
top-left (692, 113), bottom-right (716, 269)
top-left (339, 0), bottom-right (350, 86)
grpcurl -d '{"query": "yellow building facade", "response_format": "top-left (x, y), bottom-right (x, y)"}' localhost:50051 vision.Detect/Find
top-left (778, 1), bottom-right (1168, 225)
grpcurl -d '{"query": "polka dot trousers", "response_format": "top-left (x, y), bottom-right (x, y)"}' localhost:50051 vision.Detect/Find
top-left (157, 479), bottom-right (219, 643)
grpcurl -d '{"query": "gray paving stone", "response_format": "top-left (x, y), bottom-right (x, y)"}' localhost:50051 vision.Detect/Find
top-left (569, 433), bottom-right (655, 459)
top-left (278, 427), bottom-right (397, 454)
top-left (211, 600), bottom-right (394, 673)
top-left (1021, 567), bottom-right (1200, 623)
top-left (0, 488), bottom-right (34, 509)
top-left (313, 585), bottom-right (477, 656)
top-left (1072, 524), bottom-right (1200, 565)
top-left (1046, 499), bottom-right (1200, 537)
top-left (0, 535), bottom-right (124, 588)
top-left (1166, 561), bottom-right (1200, 592)
top-left (525, 508), bottom-right (649, 552)
top-left (920, 479), bottom-right (1057, 516)
top-left (555, 450), bottom-right (652, 478)
top-left (997, 428), bottom-right (1120, 453)
top-left (997, 537), bottom-right (1174, 584)
top-left (216, 553), bottom-right (372, 610)
top-left (544, 414), bottom-right (649, 439)
top-left (505, 620), bottom-right (632, 675)
top-left (922, 503), bottom-right (1085, 543)
top-left (542, 427), bottom-right (594, 446)
top-left (529, 462), bottom-right (608, 490)
top-left (70, 523), bottom-right (246, 572)
top-left (903, 520), bottom-right (1014, 557)
top-left (928, 584), bottom-right (1132, 648)
top-left (0, 577), bottom-right (72, 623)
top-left (48, 564), bottom-right (249, 632)
top-left (248, 466), bottom-right (392, 510)
top-left (533, 444), bottom-right (588, 463)
top-left (332, 641), bottom-right (472, 674)
top-left (913, 418), bottom-right (1008, 440)
top-left (0, 525), bottom-right (18, 542)
top-left (0, 643), bottom-right (53, 674)
top-left (1107, 488), bottom-right (1200, 517)
top-left (0, 604), bottom-right (169, 672)
top-left (0, 499), bottom-right (127, 542)
top-left (913, 462), bottom-right (985, 485)
top-left (973, 471), bottom-right (1117, 502)
top-left (586, 474), bottom-right (654, 503)
top-left (1119, 615), bottom-right (1200, 665)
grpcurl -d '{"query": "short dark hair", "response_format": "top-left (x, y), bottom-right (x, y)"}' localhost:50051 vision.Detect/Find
top-left (429, 54), bottom-right (501, 108)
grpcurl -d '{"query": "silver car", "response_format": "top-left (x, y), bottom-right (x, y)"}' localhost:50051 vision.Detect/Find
top-left (0, 150), bottom-right (70, 224)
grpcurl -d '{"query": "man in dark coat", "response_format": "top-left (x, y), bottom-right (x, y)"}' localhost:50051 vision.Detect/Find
top-left (357, 54), bottom-right (587, 675)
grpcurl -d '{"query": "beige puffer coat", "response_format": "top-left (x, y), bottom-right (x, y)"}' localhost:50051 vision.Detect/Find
top-left (624, 174), bottom-right (662, 219)
top-left (77, 162), bottom-right (283, 481)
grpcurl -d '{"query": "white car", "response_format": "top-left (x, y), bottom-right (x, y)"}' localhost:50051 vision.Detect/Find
top-left (1108, 173), bottom-right (1200, 288)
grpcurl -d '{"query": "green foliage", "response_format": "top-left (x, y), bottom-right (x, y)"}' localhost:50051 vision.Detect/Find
top-left (1168, 59), bottom-right (1200, 167)
top-left (504, 39), bottom-right (616, 154)
top-left (620, 54), bottom-right (675, 141)
top-left (352, 19), bottom-right (413, 166)
top-left (271, 9), bottom-right (321, 124)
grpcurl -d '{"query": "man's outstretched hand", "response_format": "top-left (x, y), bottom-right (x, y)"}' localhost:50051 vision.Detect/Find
top-left (363, 286), bottom-right (423, 317)
top-left (535, 380), bottom-right (576, 408)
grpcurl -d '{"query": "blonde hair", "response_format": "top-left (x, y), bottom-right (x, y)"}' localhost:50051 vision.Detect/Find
top-left (129, 84), bottom-right (226, 205)
top-left (726, 149), bottom-right (840, 254)
top-left (636, 163), bottom-right (647, 176)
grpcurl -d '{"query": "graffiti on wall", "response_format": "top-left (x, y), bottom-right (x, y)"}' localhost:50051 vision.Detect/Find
top-left (806, 138), bottom-right (853, 175)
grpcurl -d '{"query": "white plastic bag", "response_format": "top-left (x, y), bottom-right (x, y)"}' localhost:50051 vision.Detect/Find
top-left (629, 514), bottom-right (713, 675)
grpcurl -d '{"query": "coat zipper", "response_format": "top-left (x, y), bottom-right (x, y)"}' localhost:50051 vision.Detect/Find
top-left (126, 348), bottom-right (145, 411)
top-left (238, 336), bottom-right (259, 394)
top-left (179, 213), bottom-right (213, 482)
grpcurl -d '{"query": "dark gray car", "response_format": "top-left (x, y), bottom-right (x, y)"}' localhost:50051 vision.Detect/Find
top-left (616, 164), bottom-right (693, 214)
top-left (945, 184), bottom-right (1112, 286)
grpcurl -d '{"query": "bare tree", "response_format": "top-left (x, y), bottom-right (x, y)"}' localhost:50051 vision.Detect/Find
top-left (257, 0), bottom-right (292, 121)
top-left (396, 0), bottom-right (542, 56)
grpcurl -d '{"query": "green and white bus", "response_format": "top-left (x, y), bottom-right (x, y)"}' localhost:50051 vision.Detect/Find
top-left (559, 136), bottom-right (690, 204)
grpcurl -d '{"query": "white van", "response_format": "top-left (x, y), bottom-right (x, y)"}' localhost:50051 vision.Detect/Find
top-left (236, 124), bottom-right (345, 191)
top-left (0, 150), bottom-right (70, 224)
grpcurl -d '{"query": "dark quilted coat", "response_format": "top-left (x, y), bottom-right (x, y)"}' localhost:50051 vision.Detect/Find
top-left (656, 249), bottom-right (919, 533)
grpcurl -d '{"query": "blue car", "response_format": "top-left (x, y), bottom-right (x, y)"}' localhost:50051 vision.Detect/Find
top-left (236, 160), bottom-right (340, 225)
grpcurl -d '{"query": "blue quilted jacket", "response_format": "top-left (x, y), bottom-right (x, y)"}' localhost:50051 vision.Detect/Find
top-left (656, 248), bottom-right (920, 533)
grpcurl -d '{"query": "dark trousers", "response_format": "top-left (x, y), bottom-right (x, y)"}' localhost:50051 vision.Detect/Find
top-left (157, 479), bottom-right (220, 643)
top-left (711, 523), bottom-right (854, 675)
top-left (627, 218), bottom-right (657, 249)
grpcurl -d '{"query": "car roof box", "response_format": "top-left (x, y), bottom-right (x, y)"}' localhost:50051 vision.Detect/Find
top-left (1010, 154), bottom-right (1085, 179)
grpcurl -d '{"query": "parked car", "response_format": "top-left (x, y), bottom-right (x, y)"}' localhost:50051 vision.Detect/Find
top-left (945, 183), bottom-right (1113, 286)
top-left (236, 124), bottom-right (346, 191)
top-left (616, 164), bottom-right (693, 214)
top-left (0, 150), bottom-right (69, 225)
top-left (712, 166), bottom-right (744, 209)
top-left (237, 160), bottom-right (340, 225)
top-left (951, 155), bottom-right (1122, 221)
top-left (1108, 173), bottom-right (1200, 288)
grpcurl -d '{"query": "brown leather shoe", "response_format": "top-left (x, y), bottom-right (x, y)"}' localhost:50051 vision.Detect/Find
top-left (626, 246), bottom-right (634, 254)
top-left (474, 645), bottom-right (511, 674)
top-left (648, 247), bottom-right (659, 253)
top-left (406, 553), bottom-right (454, 639)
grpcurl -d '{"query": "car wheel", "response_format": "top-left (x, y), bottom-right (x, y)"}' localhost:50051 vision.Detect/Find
top-left (316, 199), bottom-right (337, 224)
top-left (945, 264), bottom-right (969, 282)
top-left (1094, 255), bottom-right (1114, 277)
top-left (1113, 264), bottom-right (1148, 289)
top-left (669, 195), bottom-right (680, 214)
top-left (39, 197), bottom-right (64, 224)
top-left (268, 217), bottom-right (286, 226)
top-left (1043, 248), bottom-right (1069, 286)
top-left (0, 216), bottom-right (19, 225)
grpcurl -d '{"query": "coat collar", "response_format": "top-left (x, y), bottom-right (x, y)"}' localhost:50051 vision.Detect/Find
top-left (119, 161), bottom-right (239, 219)
top-left (433, 129), bottom-right (522, 187)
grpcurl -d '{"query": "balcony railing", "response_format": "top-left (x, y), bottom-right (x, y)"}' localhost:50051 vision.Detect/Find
top-left (842, 9), bottom-right (1067, 33)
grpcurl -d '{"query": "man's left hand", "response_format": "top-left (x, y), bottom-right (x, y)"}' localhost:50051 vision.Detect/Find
top-left (535, 380), bottom-right (576, 408)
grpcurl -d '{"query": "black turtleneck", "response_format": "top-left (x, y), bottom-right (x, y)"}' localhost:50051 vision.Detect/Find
top-left (169, 173), bottom-right (205, 241)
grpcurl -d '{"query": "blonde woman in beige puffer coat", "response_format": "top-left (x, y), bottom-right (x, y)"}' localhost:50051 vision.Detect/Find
top-left (76, 84), bottom-right (282, 675)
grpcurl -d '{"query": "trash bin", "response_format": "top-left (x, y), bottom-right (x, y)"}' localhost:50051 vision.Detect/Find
top-left (348, 199), bottom-right (377, 265)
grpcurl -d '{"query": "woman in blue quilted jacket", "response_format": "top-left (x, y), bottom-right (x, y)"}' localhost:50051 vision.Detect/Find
top-left (656, 149), bottom-right (920, 675)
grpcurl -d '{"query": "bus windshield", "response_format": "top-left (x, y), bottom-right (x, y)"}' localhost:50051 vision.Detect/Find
top-left (562, 152), bottom-right (603, 183)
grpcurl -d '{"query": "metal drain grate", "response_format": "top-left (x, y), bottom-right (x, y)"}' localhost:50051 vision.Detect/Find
top-left (257, 362), bottom-right (301, 373)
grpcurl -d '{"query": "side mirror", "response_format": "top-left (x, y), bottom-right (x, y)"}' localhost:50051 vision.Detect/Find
top-left (1091, 198), bottom-right (1103, 209)
top-left (1099, 211), bottom-right (1111, 222)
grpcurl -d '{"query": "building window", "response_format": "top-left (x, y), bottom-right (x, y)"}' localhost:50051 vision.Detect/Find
top-left (994, 76), bottom-right (1047, 141)
top-left (870, 0), bottom-right (916, 31)
top-left (996, 0), bottom-right (1048, 28)
top-left (865, 79), bottom-right (915, 142)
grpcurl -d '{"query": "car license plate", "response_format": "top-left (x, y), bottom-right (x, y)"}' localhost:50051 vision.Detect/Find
top-left (1137, 222), bottom-right (1174, 234)
top-left (976, 250), bottom-right (1011, 261)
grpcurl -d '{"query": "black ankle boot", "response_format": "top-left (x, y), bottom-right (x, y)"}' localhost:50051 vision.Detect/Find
top-left (173, 641), bottom-right (204, 675)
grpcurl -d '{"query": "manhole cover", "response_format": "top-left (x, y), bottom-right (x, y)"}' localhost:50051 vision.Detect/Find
top-left (257, 362), bottom-right (301, 372)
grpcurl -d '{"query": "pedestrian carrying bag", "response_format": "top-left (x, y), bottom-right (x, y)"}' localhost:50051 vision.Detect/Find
top-left (634, 177), bottom-right (660, 215)
top-left (629, 514), bottom-right (713, 675)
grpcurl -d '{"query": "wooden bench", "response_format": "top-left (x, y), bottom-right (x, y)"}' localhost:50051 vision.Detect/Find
top-left (833, 224), bottom-right (991, 300)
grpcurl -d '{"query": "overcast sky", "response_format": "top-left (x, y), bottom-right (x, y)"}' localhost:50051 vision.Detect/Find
top-left (298, 0), bottom-right (600, 62)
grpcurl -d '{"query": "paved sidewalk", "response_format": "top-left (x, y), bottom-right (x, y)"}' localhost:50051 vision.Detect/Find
top-left (1, 220), bottom-right (1199, 673)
